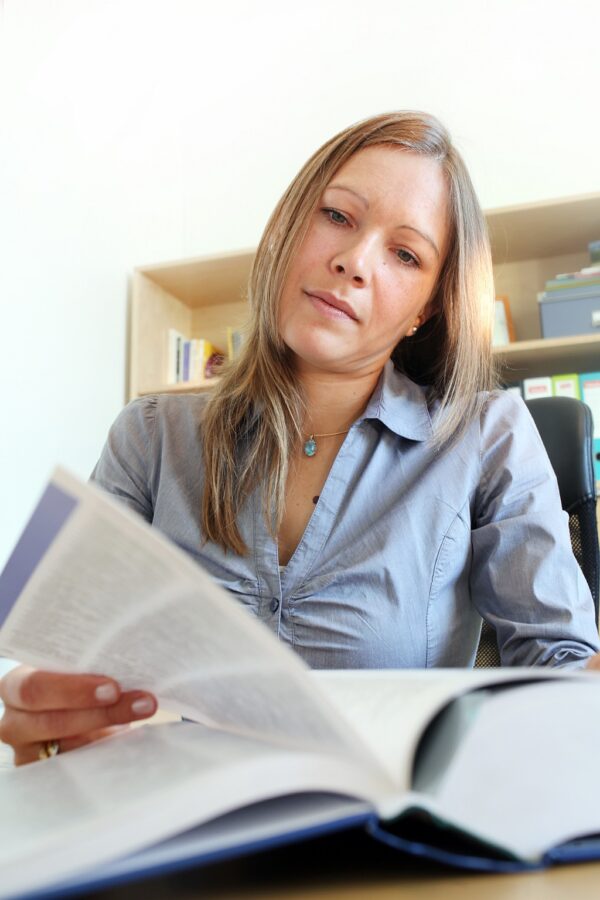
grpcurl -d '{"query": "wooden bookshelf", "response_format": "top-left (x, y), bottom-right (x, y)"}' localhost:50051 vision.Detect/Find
top-left (129, 249), bottom-right (254, 400)
top-left (129, 193), bottom-right (600, 401)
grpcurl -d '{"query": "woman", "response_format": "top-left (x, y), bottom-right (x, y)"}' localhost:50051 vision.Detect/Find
top-left (1, 111), bottom-right (599, 765)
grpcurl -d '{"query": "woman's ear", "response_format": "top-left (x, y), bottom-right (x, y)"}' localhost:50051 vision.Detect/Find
top-left (411, 288), bottom-right (443, 335)
top-left (406, 304), bottom-right (432, 337)
top-left (406, 315), bottom-right (423, 337)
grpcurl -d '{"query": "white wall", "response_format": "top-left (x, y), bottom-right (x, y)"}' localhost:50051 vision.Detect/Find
top-left (1, 0), bottom-right (599, 565)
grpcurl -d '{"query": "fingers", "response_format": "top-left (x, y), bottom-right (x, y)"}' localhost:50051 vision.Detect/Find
top-left (0, 690), bottom-right (157, 745)
top-left (586, 652), bottom-right (600, 671)
top-left (0, 666), bottom-right (158, 764)
top-left (0, 666), bottom-right (121, 711)
top-left (13, 725), bottom-right (131, 767)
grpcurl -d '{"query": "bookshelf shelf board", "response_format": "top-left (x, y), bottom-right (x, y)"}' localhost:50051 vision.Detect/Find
top-left (494, 333), bottom-right (600, 379)
top-left (487, 192), bottom-right (600, 264)
top-left (137, 248), bottom-right (255, 308)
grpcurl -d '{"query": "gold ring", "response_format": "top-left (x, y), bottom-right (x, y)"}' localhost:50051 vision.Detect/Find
top-left (38, 739), bottom-right (60, 761)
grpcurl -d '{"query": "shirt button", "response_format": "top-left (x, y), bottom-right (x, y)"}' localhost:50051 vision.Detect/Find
top-left (270, 598), bottom-right (280, 613)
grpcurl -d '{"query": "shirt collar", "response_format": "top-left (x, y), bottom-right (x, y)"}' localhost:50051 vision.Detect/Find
top-left (361, 360), bottom-right (433, 442)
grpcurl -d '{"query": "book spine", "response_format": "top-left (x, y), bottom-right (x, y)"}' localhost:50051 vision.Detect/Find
top-left (202, 341), bottom-right (214, 378)
top-left (523, 377), bottom-right (553, 400)
top-left (551, 374), bottom-right (581, 399)
top-left (189, 339), bottom-right (199, 382)
top-left (182, 341), bottom-right (191, 382)
top-left (579, 372), bottom-right (600, 489)
top-left (175, 334), bottom-right (183, 384)
top-left (167, 329), bottom-right (184, 385)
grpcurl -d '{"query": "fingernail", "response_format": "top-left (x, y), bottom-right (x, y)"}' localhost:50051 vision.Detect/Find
top-left (95, 683), bottom-right (119, 703)
top-left (131, 697), bottom-right (155, 716)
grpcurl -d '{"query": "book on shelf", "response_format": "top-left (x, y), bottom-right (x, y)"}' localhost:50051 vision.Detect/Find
top-left (167, 328), bottom-right (185, 385)
top-left (1, 468), bottom-right (600, 898)
top-left (226, 326), bottom-right (244, 361)
top-left (182, 340), bottom-right (192, 382)
top-left (189, 339), bottom-right (216, 382)
top-left (167, 335), bottom-right (217, 386)
top-left (579, 372), bottom-right (600, 486)
top-left (505, 375), bottom-right (581, 401)
top-left (551, 374), bottom-right (581, 399)
top-left (522, 376), bottom-right (553, 400)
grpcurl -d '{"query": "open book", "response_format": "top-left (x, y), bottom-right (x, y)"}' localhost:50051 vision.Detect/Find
top-left (1, 468), bottom-right (600, 899)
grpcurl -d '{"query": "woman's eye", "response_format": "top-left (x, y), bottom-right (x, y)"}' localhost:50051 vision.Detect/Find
top-left (322, 208), bottom-right (349, 226)
top-left (396, 248), bottom-right (419, 267)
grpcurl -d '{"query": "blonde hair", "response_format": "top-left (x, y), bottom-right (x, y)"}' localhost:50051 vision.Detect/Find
top-left (201, 111), bottom-right (497, 554)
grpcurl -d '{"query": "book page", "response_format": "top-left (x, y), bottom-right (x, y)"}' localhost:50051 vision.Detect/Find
top-left (415, 678), bottom-right (600, 861)
top-left (0, 720), bottom-right (387, 899)
top-left (0, 469), bottom-right (373, 762)
top-left (313, 667), bottom-right (587, 797)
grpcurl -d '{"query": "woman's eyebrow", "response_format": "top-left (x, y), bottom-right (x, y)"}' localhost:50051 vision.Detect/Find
top-left (396, 224), bottom-right (440, 259)
top-left (327, 184), bottom-right (368, 207)
top-left (327, 184), bottom-right (440, 258)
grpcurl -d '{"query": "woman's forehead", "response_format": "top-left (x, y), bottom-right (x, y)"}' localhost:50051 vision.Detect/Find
top-left (323, 146), bottom-right (450, 253)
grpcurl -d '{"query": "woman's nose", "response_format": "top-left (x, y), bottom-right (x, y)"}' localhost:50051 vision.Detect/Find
top-left (334, 262), bottom-right (364, 285)
top-left (331, 235), bottom-right (377, 285)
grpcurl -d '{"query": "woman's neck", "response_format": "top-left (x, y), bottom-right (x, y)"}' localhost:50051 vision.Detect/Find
top-left (299, 364), bottom-right (385, 436)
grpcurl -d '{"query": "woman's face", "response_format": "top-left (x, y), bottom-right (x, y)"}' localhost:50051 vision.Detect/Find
top-left (278, 145), bottom-right (450, 377)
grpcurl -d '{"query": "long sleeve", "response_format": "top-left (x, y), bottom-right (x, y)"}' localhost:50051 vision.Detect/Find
top-left (470, 392), bottom-right (600, 667)
top-left (89, 397), bottom-right (158, 523)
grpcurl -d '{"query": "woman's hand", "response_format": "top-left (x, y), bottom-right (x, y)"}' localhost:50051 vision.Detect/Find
top-left (0, 665), bottom-right (158, 765)
top-left (586, 653), bottom-right (600, 671)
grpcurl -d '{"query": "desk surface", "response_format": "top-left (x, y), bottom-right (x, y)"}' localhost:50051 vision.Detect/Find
top-left (84, 828), bottom-right (600, 900)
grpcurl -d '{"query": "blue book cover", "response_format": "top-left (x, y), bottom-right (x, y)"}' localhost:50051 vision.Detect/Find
top-left (182, 340), bottom-right (191, 382)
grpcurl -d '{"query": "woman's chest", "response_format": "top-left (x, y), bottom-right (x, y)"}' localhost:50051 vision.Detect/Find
top-left (278, 438), bottom-right (345, 565)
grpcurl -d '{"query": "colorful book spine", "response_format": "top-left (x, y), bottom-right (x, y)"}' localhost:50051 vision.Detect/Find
top-left (523, 377), bottom-right (553, 400)
top-left (579, 371), bottom-right (600, 488)
top-left (190, 339), bottom-right (215, 382)
top-left (167, 329), bottom-right (186, 385)
top-left (182, 341), bottom-right (191, 382)
top-left (226, 326), bottom-right (244, 361)
top-left (551, 374), bottom-right (581, 399)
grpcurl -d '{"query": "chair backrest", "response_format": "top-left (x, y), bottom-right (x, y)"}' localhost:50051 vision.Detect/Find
top-left (475, 396), bottom-right (599, 667)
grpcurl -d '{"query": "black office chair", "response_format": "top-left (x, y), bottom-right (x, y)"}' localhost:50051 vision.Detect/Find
top-left (475, 396), bottom-right (600, 667)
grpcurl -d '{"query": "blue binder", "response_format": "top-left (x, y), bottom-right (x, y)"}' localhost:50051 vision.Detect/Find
top-left (579, 372), bottom-right (600, 485)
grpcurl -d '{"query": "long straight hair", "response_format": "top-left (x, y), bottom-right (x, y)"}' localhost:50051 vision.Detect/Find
top-left (201, 112), bottom-right (497, 555)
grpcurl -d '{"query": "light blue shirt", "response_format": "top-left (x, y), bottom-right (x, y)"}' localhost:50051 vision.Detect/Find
top-left (91, 362), bottom-right (600, 669)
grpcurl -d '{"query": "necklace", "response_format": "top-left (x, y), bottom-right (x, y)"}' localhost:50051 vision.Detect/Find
top-left (303, 429), bottom-right (349, 457)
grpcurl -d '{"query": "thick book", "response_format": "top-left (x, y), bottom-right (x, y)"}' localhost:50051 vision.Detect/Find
top-left (1, 469), bottom-right (600, 899)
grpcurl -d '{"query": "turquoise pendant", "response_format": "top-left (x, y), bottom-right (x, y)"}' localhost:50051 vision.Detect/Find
top-left (303, 436), bottom-right (317, 457)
